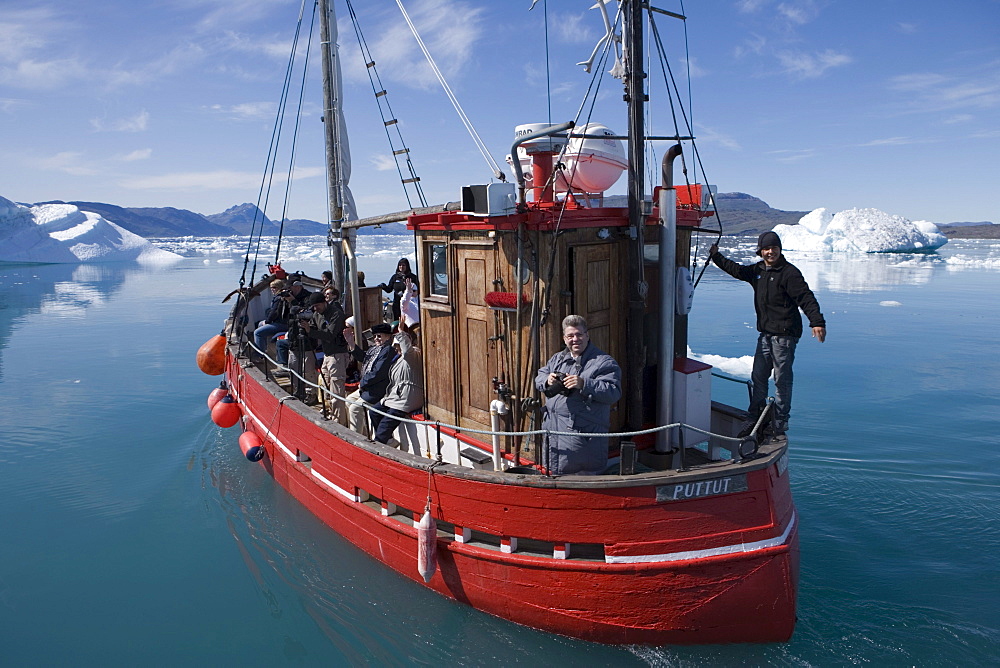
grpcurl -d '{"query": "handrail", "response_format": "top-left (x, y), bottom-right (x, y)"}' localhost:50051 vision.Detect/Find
top-left (240, 341), bottom-right (767, 447)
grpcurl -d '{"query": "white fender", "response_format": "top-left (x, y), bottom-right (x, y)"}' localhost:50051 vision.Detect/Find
top-left (417, 508), bottom-right (438, 583)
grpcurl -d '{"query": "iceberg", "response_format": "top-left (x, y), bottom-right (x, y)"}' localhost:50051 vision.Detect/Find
top-left (0, 196), bottom-right (181, 264)
top-left (774, 207), bottom-right (947, 253)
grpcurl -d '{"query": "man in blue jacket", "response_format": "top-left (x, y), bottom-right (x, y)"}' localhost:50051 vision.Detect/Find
top-left (535, 315), bottom-right (621, 475)
top-left (709, 231), bottom-right (826, 443)
top-left (344, 322), bottom-right (396, 438)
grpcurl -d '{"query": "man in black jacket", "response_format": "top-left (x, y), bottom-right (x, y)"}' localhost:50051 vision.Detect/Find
top-left (302, 291), bottom-right (350, 422)
top-left (709, 231), bottom-right (826, 443)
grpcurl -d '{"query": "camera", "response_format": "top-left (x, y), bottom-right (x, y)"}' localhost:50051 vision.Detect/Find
top-left (544, 371), bottom-right (573, 398)
top-left (278, 289), bottom-right (291, 297)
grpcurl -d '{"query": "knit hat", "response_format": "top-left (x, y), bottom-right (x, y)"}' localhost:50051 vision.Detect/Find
top-left (756, 230), bottom-right (782, 256)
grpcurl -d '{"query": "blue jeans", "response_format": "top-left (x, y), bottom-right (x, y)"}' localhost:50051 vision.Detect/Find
top-left (369, 404), bottom-right (411, 444)
top-left (750, 333), bottom-right (797, 433)
top-left (253, 323), bottom-right (287, 354)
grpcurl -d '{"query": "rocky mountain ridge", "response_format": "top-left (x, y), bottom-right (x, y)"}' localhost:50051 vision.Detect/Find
top-left (26, 195), bottom-right (994, 239)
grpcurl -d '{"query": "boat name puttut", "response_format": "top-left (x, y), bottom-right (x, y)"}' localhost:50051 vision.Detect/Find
top-left (657, 475), bottom-right (748, 502)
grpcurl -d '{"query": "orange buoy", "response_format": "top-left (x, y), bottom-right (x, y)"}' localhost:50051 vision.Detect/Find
top-left (211, 395), bottom-right (241, 428)
top-left (238, 431), bottom-right (265, 462)
top-left (207, 381), bottom-right (229, 410)
top-left (416, 506), bottom-right (438, 583)
top-left (197, 331), bottom-right (227, 376)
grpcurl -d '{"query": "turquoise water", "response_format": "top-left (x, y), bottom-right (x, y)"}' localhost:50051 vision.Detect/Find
top-left (1, 238), bottom-right (998, 665)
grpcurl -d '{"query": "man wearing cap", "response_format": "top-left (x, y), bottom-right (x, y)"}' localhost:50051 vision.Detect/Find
top-left (344, 322), bottom-right (396, 438)
top-left (303, 289), bottom-right (350, 422)
top-left (709, 231), bottom-right (826, 443)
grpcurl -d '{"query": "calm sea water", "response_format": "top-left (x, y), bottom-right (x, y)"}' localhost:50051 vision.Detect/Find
top-left (2, 236), bottom-right (998, 666)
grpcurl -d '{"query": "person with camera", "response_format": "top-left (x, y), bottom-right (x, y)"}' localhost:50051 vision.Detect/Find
top-left (272, 296), bottom-right (321, 403)
top-left (378, 258), bottom-right (418, 321)
top-left (534, 315), bottom-right (621, 475)
top-left (301, 290), bottom-right (351, 421)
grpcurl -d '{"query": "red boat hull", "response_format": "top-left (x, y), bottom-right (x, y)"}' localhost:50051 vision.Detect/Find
top-left (225, 356), bottom-right (798, 644)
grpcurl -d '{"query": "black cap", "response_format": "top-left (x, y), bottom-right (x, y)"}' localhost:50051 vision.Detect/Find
top-left (306, 292), bottom-right (326, 306)
top-left (371, 323), bottom-right (392, 335)
top-left (756, 230), bottom-right (782, 255)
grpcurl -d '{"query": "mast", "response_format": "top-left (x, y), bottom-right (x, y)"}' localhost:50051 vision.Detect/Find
top-left (319, 0), bottom-right (346, 292)
top-left (623, 0), bottom-right (646, 431)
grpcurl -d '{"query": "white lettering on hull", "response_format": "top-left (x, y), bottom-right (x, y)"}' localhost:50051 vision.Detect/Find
top-left (656, 474), bottom-right (748, 502)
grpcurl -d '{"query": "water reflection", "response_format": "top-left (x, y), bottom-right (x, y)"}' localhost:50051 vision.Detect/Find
top-left (710, 237), bottom-right (1000, 294)
top-left (0, 263), bottom-right (134, 377)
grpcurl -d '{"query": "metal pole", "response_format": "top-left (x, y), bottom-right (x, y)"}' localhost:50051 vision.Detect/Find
top-left (656, 145), bottom-right (682, 453)
top-left (624, 0), bottom-right (646, 432)
top-left (319, 0), bottom-right (345, 293)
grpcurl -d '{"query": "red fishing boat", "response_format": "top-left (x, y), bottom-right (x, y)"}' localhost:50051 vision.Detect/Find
top-left (201, 0), bottom-right (797, 644)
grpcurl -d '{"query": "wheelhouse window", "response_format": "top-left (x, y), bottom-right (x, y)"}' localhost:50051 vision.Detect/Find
top-left (429, 243), bottom-right (448, 298)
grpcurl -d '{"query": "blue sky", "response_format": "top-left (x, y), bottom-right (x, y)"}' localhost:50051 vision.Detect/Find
top-left (2, 0), bottom-right (998, 226)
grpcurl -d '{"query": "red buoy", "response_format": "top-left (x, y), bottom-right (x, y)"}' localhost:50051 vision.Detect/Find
top-left (238, 431), bottom-right (265, 462)
top-left (207, 381), bottom-right (229, 410)
top-left (211, 395), bottom-right (241, 428)
top-left (197, 332), bottom-right (227, 376)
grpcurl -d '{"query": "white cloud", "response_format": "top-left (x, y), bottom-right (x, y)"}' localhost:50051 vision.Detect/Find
top-left (857, 136), bottom-right (936, 147)
top-left (555, 12), bottom-right (596, 45)
top-left (341, 0), bottom-right (485, 90)
top-left (370, 154), bottom-right (397, 171)
top-left (119, 149), bottom-right (153, 162)
top-left (943, 114), bottom-right (973, 124)
top-left (776, 1), bottom-right (818, 26)
top-left (32, 151), bottom-right (100, 176)
top-left (693, 124), bottom-right (741, 151)
top-left (768, 148), bottom-right (815, 163)
top-left (775, 49), bottom-right (852, 78)
top-left (208, 101), bottom-right (278, 120)
top-left (91, 110), bottom-right (150, 133)
top-left (120, 166), bottom-right (323, 191)
top-left (890, 66), bottom-right (1000, 112)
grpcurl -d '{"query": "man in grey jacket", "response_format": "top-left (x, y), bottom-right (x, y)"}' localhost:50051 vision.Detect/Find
top-left (535, 315), bottom-right (621, 475)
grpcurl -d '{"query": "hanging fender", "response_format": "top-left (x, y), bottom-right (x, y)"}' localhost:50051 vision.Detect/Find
top-left (239, 431), bottom-right (265, 462)
top-left (416, 507), bottom-right (438, 583)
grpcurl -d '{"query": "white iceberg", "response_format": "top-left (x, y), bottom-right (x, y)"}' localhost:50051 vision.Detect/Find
top-left (774, 207), bottom-right (947, 253)
top-left (0, 195), bottom-right (181, 264)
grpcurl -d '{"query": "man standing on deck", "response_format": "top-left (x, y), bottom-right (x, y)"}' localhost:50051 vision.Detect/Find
top-left (709, 231), bottom-right (826, 444)
top-left (535, 315), bottom-right (621, 475)
top-left (302, 290), bottom-right (350, 422)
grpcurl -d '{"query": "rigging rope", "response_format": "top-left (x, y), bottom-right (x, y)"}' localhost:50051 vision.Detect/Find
top-left (346, 0), bottom-right (428, 209)
top-left (275, 2), bottom-right (319, 263)
top-left (394, 0), bottom-right (506, 181)
top-left (238, 0), bottom-right (312, 288)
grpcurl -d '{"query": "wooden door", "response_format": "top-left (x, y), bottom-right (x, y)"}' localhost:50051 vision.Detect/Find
top-left (456, 246), bottom-right (498, 429)
top-left (571, 243), bottom-right (617, 357)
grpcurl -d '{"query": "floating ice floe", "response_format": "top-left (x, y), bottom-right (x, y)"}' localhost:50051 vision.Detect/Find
top-left (0, 195), bottom-right (182, 264)
top-left (774, 207), bottom-right (947, 253)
